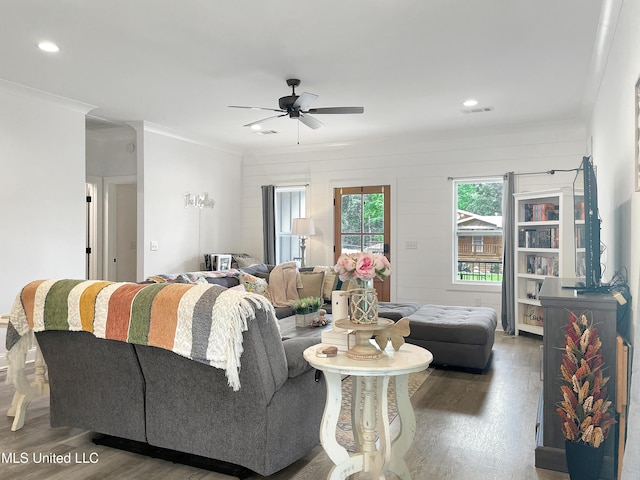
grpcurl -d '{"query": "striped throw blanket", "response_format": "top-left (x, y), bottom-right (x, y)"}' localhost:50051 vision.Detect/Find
top-left (6, 279), bottom-right (277, 391)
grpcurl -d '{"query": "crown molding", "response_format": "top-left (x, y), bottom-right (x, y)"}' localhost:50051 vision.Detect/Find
top-left (0, 78), bottom-right (95, 114)
top-left (130, 121), bottom-right (241, 156)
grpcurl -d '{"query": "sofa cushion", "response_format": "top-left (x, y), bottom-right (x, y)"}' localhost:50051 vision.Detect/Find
top-left (313, 266), bottom-right (339, 302)
top-left (283, 337), bottom-right (321, 378)
top-left (239, 263), bottom-right (272, 276)
top-left (298, 271), bottom-right (325, 300)
top-left (238, 271), bottom-right (272, 301)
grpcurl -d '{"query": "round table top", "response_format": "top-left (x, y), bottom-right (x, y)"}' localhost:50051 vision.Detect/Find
top-left (303, 343), bottom-right (433, 377)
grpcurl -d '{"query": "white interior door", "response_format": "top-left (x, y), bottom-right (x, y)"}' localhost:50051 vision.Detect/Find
top-left (104, 176), bottom-right (137, 282)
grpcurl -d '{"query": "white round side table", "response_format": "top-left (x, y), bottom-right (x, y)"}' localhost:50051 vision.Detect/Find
top-left (304, 342), bottom-right (433, 480)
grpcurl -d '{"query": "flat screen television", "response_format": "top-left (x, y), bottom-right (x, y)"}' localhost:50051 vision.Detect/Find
top-left (573, 156), bottom-right (602, 290)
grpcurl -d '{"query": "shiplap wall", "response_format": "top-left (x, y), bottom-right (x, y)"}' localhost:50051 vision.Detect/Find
top-left (241, 124), bottom-right (588, 319)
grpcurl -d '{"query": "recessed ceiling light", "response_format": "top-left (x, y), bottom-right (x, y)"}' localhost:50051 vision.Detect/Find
top-left (462, 98), bottom-right (479, 107)
top-left (37, 41), bottom-right (59, 53)
top-left (251, 124), bottom-right (262, 130)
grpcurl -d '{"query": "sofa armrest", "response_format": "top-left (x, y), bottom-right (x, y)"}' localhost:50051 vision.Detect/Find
top-left (282, 337), bottom-right (320, 378)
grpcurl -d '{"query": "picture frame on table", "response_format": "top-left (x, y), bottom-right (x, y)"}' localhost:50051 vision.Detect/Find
top-left (214, 254), bottom-right (232, 271)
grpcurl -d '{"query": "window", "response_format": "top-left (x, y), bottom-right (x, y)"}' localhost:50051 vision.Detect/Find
top-left (275, 186), bottom-right (306, 264)
top-left (454, 179), bottom-right (504, 283)
top-left (472, 236), bottom-right (484, 253)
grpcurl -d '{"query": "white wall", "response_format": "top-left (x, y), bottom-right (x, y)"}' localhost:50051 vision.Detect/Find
top-left (242, 123), bottom-right (587, 318)
top-left (0, 82), bottom-right (90, 367)
top-left (0, 83), bottom-right (89, 313)
top-left (86, 126), bottom-right (137, 280)
top-left (138, 125), bottom-right (243, 278)
top-left (86, 126), bottom-right (137, 177)
top-left (588, 1), bottom-right (640, 477)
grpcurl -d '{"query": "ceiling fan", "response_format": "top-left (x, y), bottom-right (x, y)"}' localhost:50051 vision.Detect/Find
top-left (229, 79), bottom-right (364, 130)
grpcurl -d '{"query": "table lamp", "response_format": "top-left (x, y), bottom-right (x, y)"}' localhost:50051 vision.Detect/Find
top-left (292, 218), bottom-right (315, 267)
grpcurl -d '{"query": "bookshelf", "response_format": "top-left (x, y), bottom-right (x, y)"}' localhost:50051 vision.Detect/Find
top-left (514, 188), bottom-right (576, 335)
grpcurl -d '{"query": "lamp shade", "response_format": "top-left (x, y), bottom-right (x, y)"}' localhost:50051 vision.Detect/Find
top-left (291, 218), bottom-right (315, 236)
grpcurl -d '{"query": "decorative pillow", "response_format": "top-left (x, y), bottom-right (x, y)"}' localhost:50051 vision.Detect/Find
top-left (253, 271), bottom-right (271, 282)
top-left (238, 271), bottom-right (272, 301)
top-left (232, 253), bottom-right (263, 268)
top-left (313, 266), bottom-right (340, 302)
top-left (298, 271), bottom-right (325, 300)
top-left (145, 273), bottom-right (207, 284)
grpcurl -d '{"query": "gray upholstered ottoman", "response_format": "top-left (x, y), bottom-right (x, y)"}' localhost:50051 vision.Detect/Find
top-left (377, 302), bottom-right (421, 321)
top-left (406, 305), bottom-right (497, 371)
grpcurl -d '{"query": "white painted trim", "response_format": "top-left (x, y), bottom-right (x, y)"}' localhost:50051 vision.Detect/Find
top-left (86, 176), bottom-right (103, 279)
top-left (136, 120), bottom-right (240, 155)
top-left (0, 78), bottom-right (95, 113)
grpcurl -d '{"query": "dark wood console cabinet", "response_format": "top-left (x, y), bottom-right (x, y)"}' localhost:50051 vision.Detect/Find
top-left (537, 277), bottom-right (618, 479)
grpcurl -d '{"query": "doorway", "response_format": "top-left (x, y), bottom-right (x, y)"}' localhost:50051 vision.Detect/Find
top-left (333, 185), bottom-right (391, 301)
top-left (85, 179), bottom-right (101, 279)
top-left (104, 176), bottom-right (137, 282)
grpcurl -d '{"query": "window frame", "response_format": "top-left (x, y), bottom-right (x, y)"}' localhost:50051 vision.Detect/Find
top-left (274, 185), bottom-right (307, 265)
top-left (452, 177), bottom-right (504, 286)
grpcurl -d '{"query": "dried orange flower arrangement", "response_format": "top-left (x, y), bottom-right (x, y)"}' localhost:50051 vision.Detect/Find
top-left (557, 311), bottom-right (616, 448)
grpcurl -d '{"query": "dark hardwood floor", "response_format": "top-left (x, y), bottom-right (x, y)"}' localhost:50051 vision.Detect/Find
top-left (0, 324), bottom-right (569, 479)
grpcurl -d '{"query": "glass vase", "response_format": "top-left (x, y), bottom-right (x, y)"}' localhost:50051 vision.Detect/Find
top-left (349, 278), bottom-right (378, 324)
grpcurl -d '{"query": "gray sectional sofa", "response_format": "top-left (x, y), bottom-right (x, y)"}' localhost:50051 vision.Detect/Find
top-left (150, 263), bottom-right (498, 371)
top-left (35, 301), bottom-right (325, 476)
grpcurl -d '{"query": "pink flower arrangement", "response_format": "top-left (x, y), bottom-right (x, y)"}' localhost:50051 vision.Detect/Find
top-left (334, 252), bottom-right (392, 282)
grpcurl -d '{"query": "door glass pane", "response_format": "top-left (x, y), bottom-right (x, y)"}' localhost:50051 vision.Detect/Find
top-left (341, 194), bottom-right (362, 233)
top-left (341, 234), bottom-right (362, 253)
top-left (363, 193), bottom-right (384, 233)
top-left (364, 234), bottom-right (384, 253)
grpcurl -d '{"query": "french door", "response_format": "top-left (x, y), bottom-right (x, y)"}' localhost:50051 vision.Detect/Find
top-left (333, 185), bottom-right (391, 301)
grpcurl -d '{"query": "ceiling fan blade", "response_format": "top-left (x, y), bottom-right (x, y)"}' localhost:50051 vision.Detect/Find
top-left (307, 107), bottom-right (364, 114)
top-left (229, 105), bottom-right (284, 113)
top-left (243, 114), bottom-right (287, 128)
top-left (298, 113), bottom-right (324, 130)
top-left (293, 92), bottom-right (318, 111)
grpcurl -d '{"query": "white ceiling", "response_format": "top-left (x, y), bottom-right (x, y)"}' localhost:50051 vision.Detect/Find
top-left (0, 1), bottom-right (608, 152)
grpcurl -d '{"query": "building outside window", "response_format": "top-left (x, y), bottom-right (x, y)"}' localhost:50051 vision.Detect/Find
top-left (275, 186), bottom-right (306, 265)
top-left (453, 179), bottom-right (504, 283)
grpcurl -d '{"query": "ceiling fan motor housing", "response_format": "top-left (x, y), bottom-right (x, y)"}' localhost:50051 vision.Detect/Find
top-left (279, 95), bottom-right (299, 112)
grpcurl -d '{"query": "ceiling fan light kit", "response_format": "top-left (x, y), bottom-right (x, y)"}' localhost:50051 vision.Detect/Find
top-left (229, 78), bottom-right (364, 131)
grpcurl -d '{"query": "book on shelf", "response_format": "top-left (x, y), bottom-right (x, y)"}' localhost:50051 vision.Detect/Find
top-left (526, 280), bottom-right (543, 300)
top-left (519, 228), bottom-right (558, 248)
top-left (526, 255), bottom-right (559, 276)
top-left (575, 225), bottom-right (584, 248)
top-left (523, 202), bottom-right (559, 222)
